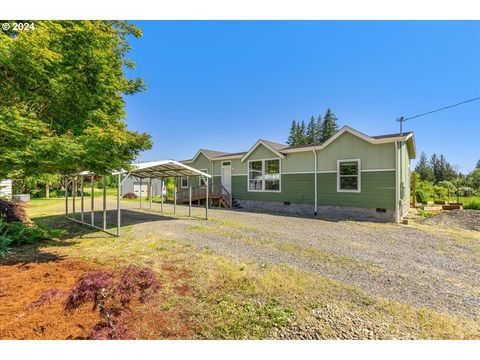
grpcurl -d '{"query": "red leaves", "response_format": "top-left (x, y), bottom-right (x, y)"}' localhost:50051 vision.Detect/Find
top-left (31, 265), bottom-right (160, 340)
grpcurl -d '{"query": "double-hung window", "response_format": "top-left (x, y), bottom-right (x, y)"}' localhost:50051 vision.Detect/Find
top-left (180, 177), bottom-right (189, 188)
top-left (337, 159), bottom-right (361, 192)
top-left (248, 159), bottom-right (281, 192)
top-left (199, 169), bottom-right (208, 186)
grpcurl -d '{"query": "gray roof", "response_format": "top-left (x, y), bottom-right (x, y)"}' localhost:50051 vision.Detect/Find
top-left (260, 139), bottom-right (288, 151)
top-left (371, 131), bottom-right (413, 139)
top-left (199, 149), bottom-right (232, 158)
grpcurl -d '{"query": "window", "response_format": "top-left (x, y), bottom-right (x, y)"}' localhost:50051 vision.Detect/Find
top-left (222, 161), bottom-right (231, 166)
top-left (248, 159), bottom-right (281, 192)
top-left (180, 177), bottom-right (188, 188)
top-left (199, 169), bottom-right (207, 186)
top-left (337, 159), bottom-right (360, 192)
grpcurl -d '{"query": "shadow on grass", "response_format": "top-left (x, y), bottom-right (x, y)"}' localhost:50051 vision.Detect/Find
top-left (1, 209), bottom-right (178, 266)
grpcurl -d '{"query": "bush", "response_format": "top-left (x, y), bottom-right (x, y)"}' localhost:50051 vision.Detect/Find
top-left (437, 181), bottom-right (456, 191)
top-left (0, 218), bottom-right (53, 253)
top-left (464, 199), bottom-right (480, 210)
top-left (32, 265), bottom-right (161, 339)
top-left (123, 192), bottom-right (138, 199)
top-left (415, 190), bottom-right (430, 204)
top-left (0, 199), bottom-right (28, 223)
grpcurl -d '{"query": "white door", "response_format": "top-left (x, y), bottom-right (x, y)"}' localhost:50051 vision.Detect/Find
top-left (133, 182), bottom-right (148, 196)
top-left (221, 162), bottom-right (232, 193)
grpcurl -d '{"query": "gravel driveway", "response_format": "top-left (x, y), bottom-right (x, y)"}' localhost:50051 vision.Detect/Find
top-left (106, 201), bottom-right (480, 320)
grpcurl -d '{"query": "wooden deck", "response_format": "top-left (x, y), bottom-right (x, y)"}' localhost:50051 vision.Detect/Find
top-left (176, 183), bottom-right (232, 208)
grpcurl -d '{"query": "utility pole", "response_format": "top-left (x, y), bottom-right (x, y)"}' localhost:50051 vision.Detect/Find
top-left (396, 116), bottom-right (406, 135)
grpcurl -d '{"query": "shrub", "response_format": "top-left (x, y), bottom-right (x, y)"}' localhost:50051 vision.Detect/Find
top-left (415, 190), bottom-right (430, 204)
top-left (123, 192), bottom-right (138, 199)
top-left (437, 181), bottom-right (456, 191)
top-left (0, 218), bottom-right (55, 253)
top-left (61, 265), bottom-right (160, 339)
top-left (0, 199), bottom-right (28, 223)
top-left (464, 199), bottom-right (480, 210)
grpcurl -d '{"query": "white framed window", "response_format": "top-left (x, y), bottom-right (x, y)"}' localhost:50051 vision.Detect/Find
top-left (248, 158), bottom-right (281, 192)
top-left (180, 177), bottom-right (189, 188)
top-left (199, 169), bottom-right (208, 186)
top-left (337, 159), bottom-right (361, 192)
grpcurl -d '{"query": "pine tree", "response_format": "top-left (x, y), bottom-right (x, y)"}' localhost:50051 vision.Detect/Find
top-left (320, 108), bottom-right (339, 143)
top-left (315, 114), bottom-right (323, 143)
top-left (306, 116), bottom-right (317, 144)
top-left (414, 152), bottom-right (434, 181)
top-left (298, 120), bottom-right (307, 145)
top-left (430, 154), bottom-right (440, 183)
top-left (287, 120), bottom-right (297, 146)
top-left (476, 159), bottom-right (480, 169)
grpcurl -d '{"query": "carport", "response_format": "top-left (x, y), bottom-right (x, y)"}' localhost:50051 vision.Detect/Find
top-left (64, 160), bottom-right (212, 237)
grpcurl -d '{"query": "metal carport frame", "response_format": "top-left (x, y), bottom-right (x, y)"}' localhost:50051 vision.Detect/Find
top-left (65, 160), bottom-right (212, 237)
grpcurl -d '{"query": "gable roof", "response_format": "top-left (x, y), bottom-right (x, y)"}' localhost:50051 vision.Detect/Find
top-left (183, 126), bottom-right (416, 164)
top-left (240, 139), bottom-right (288, 162)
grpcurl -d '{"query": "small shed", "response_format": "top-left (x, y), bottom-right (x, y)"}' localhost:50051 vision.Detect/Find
top-left (0, 179), bottom-right (12, 198)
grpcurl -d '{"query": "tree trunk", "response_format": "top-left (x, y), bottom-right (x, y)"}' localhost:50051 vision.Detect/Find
top-left (46, 182), bottom-right (50, 199)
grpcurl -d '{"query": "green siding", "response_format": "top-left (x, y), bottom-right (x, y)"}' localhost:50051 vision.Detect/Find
top-left (246, 143), bottom-right (279, 161)
top-left (282, 151), bottom-right (315, 173)
top-left (317, 172), bottom-right (395, 209)
top-left (232, 171), bottom-right (395, 209)
top-left (317, 132), bottom-right (395, 171)
top-left (232, 174), bottom-right (315, 204)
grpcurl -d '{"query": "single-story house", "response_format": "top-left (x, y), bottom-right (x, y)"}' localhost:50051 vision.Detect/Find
top-left (180, 126), bottom-right (415, 222)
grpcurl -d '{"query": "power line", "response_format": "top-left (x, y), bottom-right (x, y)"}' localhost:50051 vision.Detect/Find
top-left (397, 96), bottom-right (480, 133)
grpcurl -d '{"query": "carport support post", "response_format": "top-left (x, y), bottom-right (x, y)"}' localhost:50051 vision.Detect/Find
top-left (188, 176), bottom-right (192, 217)
top-left (103, 175), bottom-right (107, 230)
top-left (91, 175), bottom-right (95, 226)
top-left (139, 177), bottom-right (142, 209)
top-left (117, 173), bottom-right (121, 236)
top-left (80, 176), bottom-right (84, 222)
top-left (72, 176), bottom-right (76, 219)
top-left (205, 177), bottom-right (209, 220)
top-left (149, 177), bottom-right (152, 210)
top-left (174, 177), bottom-right (177, 214)
top-left (160, 177), bottom-right (164, 213)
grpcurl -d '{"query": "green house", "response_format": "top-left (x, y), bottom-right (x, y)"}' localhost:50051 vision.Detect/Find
top-left (180, 126), bottom-right (415, 222)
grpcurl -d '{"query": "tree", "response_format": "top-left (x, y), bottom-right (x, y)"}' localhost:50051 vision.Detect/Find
top-left (476, 159), bottom-right (480, 169)
top-left (305, 116), bottom-right (317, 144)
top-left (320, 108), bottom-right (339, 142)
top-left (0, 21), bottom-right (152, 179)
top-left (315, 114), bottom-right (323, 143)
top-left (298, 120), bottom-right (307, 145)
top-left (430, 153), bottom-right (457, 183)
top-left (415, 152), bottom-right (434, 182)
top-left (287, 120), bottom-right (297, 146)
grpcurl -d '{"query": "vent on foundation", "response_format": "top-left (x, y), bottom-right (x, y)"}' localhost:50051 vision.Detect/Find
top-left (376, 208), bottom-right (387, 213)
top-left (284, 201), bottom-right (290, 205)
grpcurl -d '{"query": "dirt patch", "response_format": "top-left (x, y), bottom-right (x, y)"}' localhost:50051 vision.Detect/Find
top-left (0, 257), bottom-right (195, 339)
top-left (421, 209), bottom-right (480, 231)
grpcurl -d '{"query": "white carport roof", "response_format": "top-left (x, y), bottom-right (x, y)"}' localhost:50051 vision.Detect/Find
top-left (116, 160), bottom-right (212, 179)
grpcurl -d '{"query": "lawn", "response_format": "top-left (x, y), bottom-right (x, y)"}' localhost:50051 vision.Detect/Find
top-left (1, 196), bottom-right (479, 340)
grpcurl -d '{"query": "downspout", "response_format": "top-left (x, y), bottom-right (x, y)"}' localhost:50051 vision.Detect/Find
top-left (394, 141), bottom-right (400, 223)
top-left (313, 150), bottom-right (318, 215)
top-left (399, 140), bottom-right (403, 220)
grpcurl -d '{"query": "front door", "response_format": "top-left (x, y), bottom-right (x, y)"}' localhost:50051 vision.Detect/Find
top-left (221, 162), bottom-right (232, 193)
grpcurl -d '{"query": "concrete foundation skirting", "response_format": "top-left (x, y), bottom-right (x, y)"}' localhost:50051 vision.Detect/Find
top-left (236, 199), bottom-right (396, 222)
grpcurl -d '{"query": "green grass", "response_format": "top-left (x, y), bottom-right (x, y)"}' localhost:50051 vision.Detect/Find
top-left (417, 209), bottom-right (436, 218)
top-left (464, 198), bottom-right (480, 210)
top-left (20, 196), bottom-right (480, 339)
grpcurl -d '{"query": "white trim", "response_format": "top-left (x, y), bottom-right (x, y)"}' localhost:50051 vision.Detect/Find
top-left (241, 140), bottom-right (286, 162)
top-left (361, 168), bottom-right (395, 172)
top-left (199, 168), bottom-right (208, 186)
top-left (317, 170), bottom-right (337, 174)
top-left (232, 173), bottom-right (248, 176)
top-left (180, 177), bottom-right (189, 188)
top-left (282, 170), bottom-right (315, 175)
top-left (213, 154), bottom-right (245, 160)
top-left (337, 159), bottom-right (361, 193)
top-left (313, 150), bottom-right (317, 215)
top-left (247, 158), bottom-right (282, 193)
top-left (394, 142), bottom-right (400, 223)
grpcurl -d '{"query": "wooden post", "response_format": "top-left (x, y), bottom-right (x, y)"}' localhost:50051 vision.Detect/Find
top-left (412, 172), bottom-right (416, 208)
top-left (46, 182), bottom-right (50, 199)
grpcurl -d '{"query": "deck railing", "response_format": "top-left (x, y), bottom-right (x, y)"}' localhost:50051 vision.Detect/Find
top-left (176, 183), bottom-right (232, 208)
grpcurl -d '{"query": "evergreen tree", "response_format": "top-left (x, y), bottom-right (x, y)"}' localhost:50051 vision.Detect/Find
top-left (320, 108), bottom-right (339, 143)
top-left (315, 114), bottom-right (323, 143)
top-left (306, 116), bottom-right (317, 144)
top-left (287, 120), bottom-right (297, 146)
top-left (430, 154), bottom-right (440, 183)
top-left (414, 152), bottom-right (434, 181)
top-left (476, 159), bottom-right (480, 169)
top-left (297, 120), bottom-right (307, 145)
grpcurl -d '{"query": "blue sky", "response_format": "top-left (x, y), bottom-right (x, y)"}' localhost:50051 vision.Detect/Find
top-left (124, 21), bottom-right (480, 173)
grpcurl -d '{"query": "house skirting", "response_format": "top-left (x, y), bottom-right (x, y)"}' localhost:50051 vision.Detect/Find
top-left (236, 199), bottom-right (395, 222)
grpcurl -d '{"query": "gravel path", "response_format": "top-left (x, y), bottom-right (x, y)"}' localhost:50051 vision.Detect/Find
top-left (106, 202), bottom-right (480, 320)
